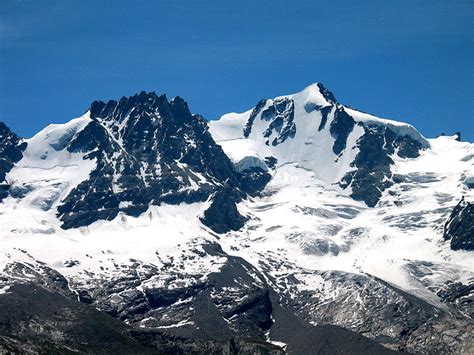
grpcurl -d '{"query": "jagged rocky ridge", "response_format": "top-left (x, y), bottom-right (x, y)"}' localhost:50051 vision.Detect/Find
top-left (0, 83), bottom-right (473, 354)
top-left (11, 92), bottom-right (268, 232)
top-left (0, 122), bottom-right (26, 202)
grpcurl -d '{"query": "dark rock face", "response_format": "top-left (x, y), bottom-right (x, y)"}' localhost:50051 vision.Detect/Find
top-left (270, 304), bottom-right (398, 355)
top-left (316, 83), bottom-right (338, 104)
top-left (132, 331), bottom-right (285, 355)
top-left (0, 122), bottom-right (26, 202)
top-left (437, 281), bottom-right (474, 318)
top-left (237, 167), bottom-right (272, 196)
top-left (200, 188), bottom-right (248, 233)
top-left (340, 125), bottom-right (394, 207)
top-left (57, 92), bottom-right (267, 230)
top-left (329, 107), bottom-right (356, 156)
top-left (244, 99), bottom-right (267, 138)
top-left (261, 98), bottom-right (296, 146)
top-left (443, 197), bottom-right (474, 250)
top-left (0, 283), bottom-right (157, 354)
top-left (454, 131), bottom-right (461, 141)
top-left (244, 98), bottom-right (296, 146)
top-left (340, 124), bottom-right (424, 207)
top-left (317, 105), bottom-right (332, 131)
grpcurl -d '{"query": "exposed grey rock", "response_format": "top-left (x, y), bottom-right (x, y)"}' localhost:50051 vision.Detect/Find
top-left (443, 197), bottom-right (474, 250)
top-left (56, 92), bottom-right (270, 230)
top-left (0, 122), bottom-right (27, 202)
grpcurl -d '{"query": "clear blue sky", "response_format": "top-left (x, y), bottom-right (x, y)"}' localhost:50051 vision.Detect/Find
top-left (1, 0), bottom-right (473, 141)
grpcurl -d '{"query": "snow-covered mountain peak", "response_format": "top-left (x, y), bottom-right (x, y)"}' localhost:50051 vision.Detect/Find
top-left (278, 82), bottom-right (337, 108)
top-left (210, 82), bottom-right (431, 207)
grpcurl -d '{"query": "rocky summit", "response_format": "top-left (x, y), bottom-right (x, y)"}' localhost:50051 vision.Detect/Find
top-left (0, 83), bottom-right (472, 354)
top-left (53, 91), bottom-right (267, 231)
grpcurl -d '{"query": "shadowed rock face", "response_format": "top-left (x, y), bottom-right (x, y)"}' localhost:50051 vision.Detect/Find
top-left (56, 92), bottom-right (270, 231)
top-left (0, 122), bottom-right (26, 202)
top-left (340, 123), bottom-right (424, 207)
top-left (200, 187), bottom-right (248, 234)
top-left (444, 198), bottom-right (474, 250)
top-left (244, 97), bottom-right (296, 147)
top-left (0, 283), bottom-right (156, 354)
top-left (329, 106), bottom-right (356, 156)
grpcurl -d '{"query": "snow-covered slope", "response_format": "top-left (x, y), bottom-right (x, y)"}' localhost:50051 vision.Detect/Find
top-left (0, 85), bottom-right (473, 354)
top-left (5, 115), bottom-right (96, 215)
